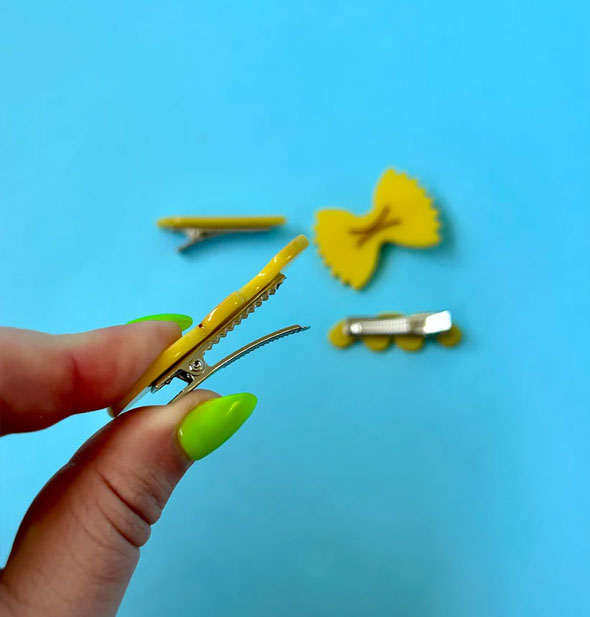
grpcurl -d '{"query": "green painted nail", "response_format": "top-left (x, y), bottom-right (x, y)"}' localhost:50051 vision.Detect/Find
top-left (177, 393), bottom-right (257, 460)
top-left (127, 313), bottom-right (193, 331)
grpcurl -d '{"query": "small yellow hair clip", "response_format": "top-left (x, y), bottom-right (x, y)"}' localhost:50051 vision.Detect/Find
top-left (328, 311), bottom-right (462, 352)
top-left (110, 235), bottom-right (309, 416)
top-left (315, 169), bottom-right (440, 289)
top-left (158, 215), bottom-right (286, 251)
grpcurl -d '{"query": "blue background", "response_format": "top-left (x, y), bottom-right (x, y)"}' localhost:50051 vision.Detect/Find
top-left (1, 1), bottom-right (589, 615)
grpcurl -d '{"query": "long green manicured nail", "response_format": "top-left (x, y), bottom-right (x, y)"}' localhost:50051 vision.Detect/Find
top-left (127, 313), bottom-right (193, 331)
top-left (177, 393), bottom-right (257, 460)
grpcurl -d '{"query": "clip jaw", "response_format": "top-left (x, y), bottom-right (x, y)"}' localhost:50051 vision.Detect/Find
top-left (157, 216), bottom-right (286, 251)
top-left (152, 324), bottom-right (309, 405)
top-left (110, 235), bottom-right (309, 416)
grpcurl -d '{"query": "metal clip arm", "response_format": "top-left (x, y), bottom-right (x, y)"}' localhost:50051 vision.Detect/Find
top-left (151, 324), bottom-right (309, 404)
top-left (177, 227), bottom-right (271, 252)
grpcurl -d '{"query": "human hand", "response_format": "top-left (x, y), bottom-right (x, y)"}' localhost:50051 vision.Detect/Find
top-left (0, 322), bottom-right (257, 617)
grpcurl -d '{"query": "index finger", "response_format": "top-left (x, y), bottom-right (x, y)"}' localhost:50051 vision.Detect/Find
top-left (0, 323), bottom-right (180, 435)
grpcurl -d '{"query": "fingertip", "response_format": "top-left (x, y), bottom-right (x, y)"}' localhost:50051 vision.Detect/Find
top-left (109, 389), bottom-right (221, 437)
top-left (120, 319), bottom-right (183, 343)
top-left (157, 389), bottom-right (221, 429)
top-left (56, 322), bottom-right (186, 419)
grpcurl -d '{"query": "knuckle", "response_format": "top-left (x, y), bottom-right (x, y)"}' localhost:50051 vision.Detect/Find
top-left (92, 482), bottom-right (152, 550)
top-left (85, 461), bottom-right (172, 550)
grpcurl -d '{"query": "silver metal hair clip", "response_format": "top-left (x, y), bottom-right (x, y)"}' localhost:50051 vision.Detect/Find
top-left (329, 310), bottom-right (462, 352)
top-left (343, 311), bottom-right (452, 337)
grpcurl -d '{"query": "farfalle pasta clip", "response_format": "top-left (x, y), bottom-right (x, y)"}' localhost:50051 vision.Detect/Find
top-left (315, 169), bottom-right (441, 289)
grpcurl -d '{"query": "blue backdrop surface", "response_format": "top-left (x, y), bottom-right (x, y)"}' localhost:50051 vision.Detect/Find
top-left (1, 1), bottom-right (589, 615)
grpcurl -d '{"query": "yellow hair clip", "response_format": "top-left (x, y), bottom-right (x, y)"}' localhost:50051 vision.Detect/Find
top-left (315, 169), bottom-right (441, 289)
top-left (158, 215), bottom-right (286, 251)
top-left (110, 235), bottom-right (309, 416)
top-left (328, 311), bottom-right (462, 352)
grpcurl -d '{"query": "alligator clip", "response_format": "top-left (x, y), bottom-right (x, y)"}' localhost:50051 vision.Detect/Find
top-left (110, 235), bottom-right (309, 416)
top-left (157, 215), bottom-right (286, 251)
top-left (328, 310), bottom-right (462, 352)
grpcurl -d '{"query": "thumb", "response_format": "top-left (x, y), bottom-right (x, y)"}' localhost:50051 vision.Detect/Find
top-left (0, 390), bottom-right (257, 617)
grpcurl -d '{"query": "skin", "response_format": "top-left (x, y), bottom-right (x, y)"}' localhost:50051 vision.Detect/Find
top-left (0, 322), bottom-right (219, 617)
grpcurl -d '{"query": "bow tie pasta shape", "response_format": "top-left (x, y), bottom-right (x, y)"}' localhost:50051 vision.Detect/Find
top-left (315, 169), bottom-right (441, 289)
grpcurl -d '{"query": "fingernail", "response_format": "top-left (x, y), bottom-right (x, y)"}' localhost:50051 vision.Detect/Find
top-left (177, 393), bottom-right (257, 460)
top-left (127, 313), bottom-right (193, 331)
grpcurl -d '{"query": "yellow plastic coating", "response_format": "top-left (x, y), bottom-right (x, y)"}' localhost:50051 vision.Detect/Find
top-left (436, 324), bottom-right (463, 347)
top-left (315, 169), bottom-right (440, 289)
top-left (327, 321), bottom-right (355, 348)
top-left (157, 215), bottom-right (286, 230)
top-left (110, 235), bottom-right (309, 415)
top-left (362, 336), bottom-right (392, 351)
top-left (393, 335), bottom-right (425, 352)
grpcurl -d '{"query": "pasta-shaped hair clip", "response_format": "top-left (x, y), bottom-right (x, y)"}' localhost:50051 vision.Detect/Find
top-left (158, 215), bottom-right (286, 251)
top-left (110, 235), bottom-right (309, 416)
top-left (315, 169), bottom-right (440, 289)
top-left (328, 311), bottom-right (462, 353)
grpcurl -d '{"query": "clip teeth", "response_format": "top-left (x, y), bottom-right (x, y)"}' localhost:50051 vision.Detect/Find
top-left (202, 277), bottom-right (284, 352)
top-left (219, 325), bottom-right (309, 372)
